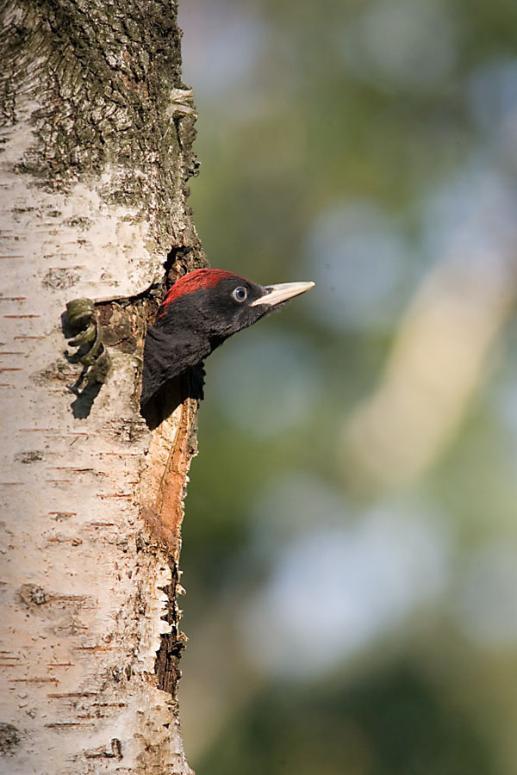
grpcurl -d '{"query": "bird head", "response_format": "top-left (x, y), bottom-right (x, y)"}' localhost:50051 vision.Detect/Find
top-left (141, 268), bottom-right (314, 414)
top-left (158, 268), bottom-right (315, 337)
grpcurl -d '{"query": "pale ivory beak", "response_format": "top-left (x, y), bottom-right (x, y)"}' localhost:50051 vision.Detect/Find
top-left (250, 281), bottom-right (315, 307)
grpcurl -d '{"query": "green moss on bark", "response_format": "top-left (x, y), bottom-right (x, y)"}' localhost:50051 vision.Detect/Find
top-left (1, 0), bottom-right (200, 255)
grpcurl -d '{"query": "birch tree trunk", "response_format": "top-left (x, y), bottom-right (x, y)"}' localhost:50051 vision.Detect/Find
top-left (0, 2), bottom-right (202, 772)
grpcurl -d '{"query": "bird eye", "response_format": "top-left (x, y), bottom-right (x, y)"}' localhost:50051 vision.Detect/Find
top-left (232, 286), bottom-right (248, 303)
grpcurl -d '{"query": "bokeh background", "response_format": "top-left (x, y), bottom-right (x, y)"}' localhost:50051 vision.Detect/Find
top-left (177, 1), bottom-right (517, 773)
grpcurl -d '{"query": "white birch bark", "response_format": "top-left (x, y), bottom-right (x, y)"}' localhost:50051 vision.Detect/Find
top-left (0, 2), bottom-right (201, 772)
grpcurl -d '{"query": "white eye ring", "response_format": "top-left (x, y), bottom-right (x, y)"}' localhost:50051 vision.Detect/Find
top-left (232, 286), bottom-right (248, 303)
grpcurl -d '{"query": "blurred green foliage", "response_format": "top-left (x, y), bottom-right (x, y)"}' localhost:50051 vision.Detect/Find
top-left (201, 666), bottom-right (495, 775)
top-left (178, 0), bottom-right (517, 772)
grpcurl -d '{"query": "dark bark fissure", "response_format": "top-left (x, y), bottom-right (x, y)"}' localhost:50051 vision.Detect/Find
top-left (155, 558), bottom-right (186, 694)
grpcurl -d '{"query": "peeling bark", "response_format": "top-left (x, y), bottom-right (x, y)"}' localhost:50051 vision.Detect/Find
top-left (0, 2), bottom-right (202, 772)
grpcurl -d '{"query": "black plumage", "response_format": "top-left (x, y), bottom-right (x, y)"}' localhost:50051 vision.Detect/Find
top-left (140, 269), bottom-right (314, 421)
